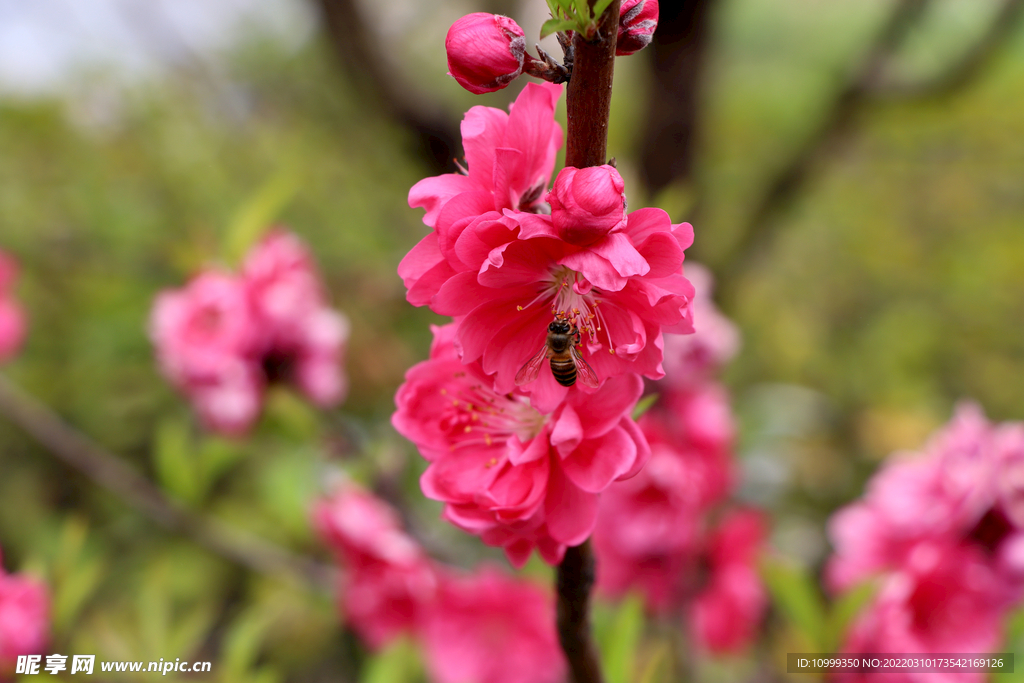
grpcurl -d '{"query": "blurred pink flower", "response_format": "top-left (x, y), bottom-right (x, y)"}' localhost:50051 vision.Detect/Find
top-left (313, 482), bottom-right (437, 649)
top-left (392, 324), bottom-right (649, 566)
top-left (150, 271), bottom-right (263, 435)
top-left (838, 542), bottom-right (1006, 683)
top-left (593, 390), bottom-right (735, 612)
top-left (0, 550), bottom-right (49, 667)
top-left (0, 250), bottom-right (26, 364)
top-left (150, 231), bottom-right (349, 434)
top-left (420, 566), bottom-right (565, 683)
top-left (445, 13), bottom-right (526, 95)
top-left (617, 0), bottom-right (659, 56)
top-left (689, 509), bottom-right (767, 654)
top-left (661, 263), bottom-right (740, 385)
top-left (244, 232), bottom-right (350, 407)
top-left (827, 404), bottom-right (998, 591)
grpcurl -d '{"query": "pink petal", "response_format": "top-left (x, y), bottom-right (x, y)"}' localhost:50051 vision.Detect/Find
top-left (634, 231), bottom-right (684, 278)
top-left (545, 465), bottom-right (599, 546)
top-left (557, 249), bottom-right (626, 292)
top-left (566, 373), bottom-right (644, 437)
top-left (507, 432), bottom-right (552, 466)
top-left (618, 417), bottom-right (651, 480)
top-left (560, 425), bottom-right (637, 493)
top-left (462, 105), bottom-right (510, 192)
top-left (453, 213), bottom-right (518, 269)
top-left (512, 212), bottom-right (559, 240)
top-left (478, 238), bottom-right (564, 289)
top-left (408, 174), bottom-right (477, 226)
top-left (550, 404), bottom-right (583, 456)
top-left (590, 232), bottom-right (649, 278)
top-left (503, 82), bottom-right (563, 195)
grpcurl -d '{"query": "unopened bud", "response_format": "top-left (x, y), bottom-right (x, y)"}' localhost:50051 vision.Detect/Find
top-left (616, 0), bottom-right (658, 56)
top-left (446, 13), bottom-right (526, 94)
top-left (549, 165), bottom-right (626, 245)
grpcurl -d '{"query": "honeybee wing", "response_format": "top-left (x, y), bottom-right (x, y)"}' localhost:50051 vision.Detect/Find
top-left (570, 345), bottom-right (600, 389)
top-left (515, 344), bottom-right (552, 386)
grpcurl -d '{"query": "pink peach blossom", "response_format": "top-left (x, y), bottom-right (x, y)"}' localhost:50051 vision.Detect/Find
top-left (0, 250), bottom-right (26, 364)
top-left (617, 0), bottom-right (659, 56)
top-left (547, 165), bottom-right (626, 246)
top-left (420, 566), bottom-right (565, 683)
top-left (313, 482), bottom-right (437, 649)
top-left (0, 550), bottom-right (49, 666)
top-left (661, 263), bottom-right (740, 384)
top-left (593, 397), bottom-right (734, 612)
top-left (445, 13), bottom-right (526, 95)
top-left (150, 270), bottom-right (263, 434)
top-left (427, 209), bottom-right (694, 412)
top-left (838, 542), bottom-right (1007, 683)
top-left (689, 510), bottom-right (767, 654)
top-left (392, 324), bottom-right (650, 567)
top-left (826, 404), bottom-right (998, 591)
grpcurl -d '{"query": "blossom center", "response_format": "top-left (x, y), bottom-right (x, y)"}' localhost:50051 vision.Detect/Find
top-left (439, 373), bottom-right (546, 451)
top-left (517, 266), bottom-right (617, 353)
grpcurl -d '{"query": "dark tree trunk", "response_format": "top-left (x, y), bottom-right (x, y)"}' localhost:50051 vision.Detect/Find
top-left (639, 0), bottom-right (716, 194)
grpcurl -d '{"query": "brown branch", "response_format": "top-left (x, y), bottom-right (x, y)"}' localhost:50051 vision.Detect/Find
top-left (871, 0), bottom-right (1024, 100)
top-left (565, 1), bottom-right (622, 169)
top-left (0, 374), bottom-right (335, 593)
top-left (717, 0), bottom-right (932, 294)
top-left (557, 541), bottom-right (603, 683)
top-left (557, 5), bottom-right (620, 682)
top-left (313, 0), bottom-right (460, 172)
top-left (639, 0), bottom-right (718, 195)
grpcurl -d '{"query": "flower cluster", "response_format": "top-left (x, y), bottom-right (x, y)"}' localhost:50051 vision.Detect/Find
top-left (444, 4), bottom-right (659, 95)
top-left (393, 324), bottom-right (649, 566)
top-left (0, 250), bottom-right (26, 364)
top-left (0, 548), bottom-right (49, 672)
top-left (827, 404), bottom-right (1024, 666)
top-left (314, 482), bottom-right (565, 683)
top-left (397, 68), bottom-right (694, 563)
top-left (591, 266), bottom-right (767, 653)
top-left (150, 231), bottom-right (349, 435)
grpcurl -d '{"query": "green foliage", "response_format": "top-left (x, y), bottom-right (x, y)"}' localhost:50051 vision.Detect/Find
top-left (761, 558), bottom-right (827, 651)
top-left (594, 593), bottom-right (645, 683)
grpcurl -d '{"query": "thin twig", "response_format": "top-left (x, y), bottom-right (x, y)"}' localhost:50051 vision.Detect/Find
top-left (557, 542), bottom-right (604, 683)
top-left (0, 374), bottom-right (335, 593)
top-left (871, 0), bottom-right (1024, 100)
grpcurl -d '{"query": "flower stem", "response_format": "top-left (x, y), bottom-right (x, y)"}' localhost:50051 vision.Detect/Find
top-left (565, 0), bottom-right (621, 170)
top-left (558, 3), bottom-right (620, 682)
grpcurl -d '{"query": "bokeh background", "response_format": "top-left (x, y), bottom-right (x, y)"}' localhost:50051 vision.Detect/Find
top-left (2, 0), bottom-right (1024, 680)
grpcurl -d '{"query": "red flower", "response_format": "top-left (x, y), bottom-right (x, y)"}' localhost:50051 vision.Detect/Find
top-left (420, 567), bottom-right (565, 683)
top-left (0, 549), bottom-right (49, 667)
top-left (392, 324), bottom-right (649, 566)
top-left (0, 250), bottom-right (25, 364)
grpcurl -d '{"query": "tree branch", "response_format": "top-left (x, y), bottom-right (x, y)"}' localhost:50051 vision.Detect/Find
top-left (871, 0), bottom-right (1024, 100)
top-left (313, 0), bottom-right (461, 172)
top-left (558, 4), bottom-right (620, 682)
top-left (0, 374), bottom-right (335, 593)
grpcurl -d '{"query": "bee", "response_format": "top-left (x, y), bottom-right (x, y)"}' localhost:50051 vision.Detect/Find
top-left (515, 318), bottom-right (599, 389)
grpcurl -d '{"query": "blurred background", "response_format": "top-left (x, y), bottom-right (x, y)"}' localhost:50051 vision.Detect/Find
top-left (2, 0), bottom-right (1024, 680)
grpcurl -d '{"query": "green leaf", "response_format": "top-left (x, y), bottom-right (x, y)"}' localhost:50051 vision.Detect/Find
top-left (631, 393), bottom-right (659, 420)
top-left (824, 580), bottom-right (877, 653)
top-left (154, 416), bottom-right (201, 505)
top-left (593, 0), bottom-right (616, 19)
top-left (761, 558), bottom-right (827, 650)
top-left (541, 17), bottom-right (581, 39)
top-left (360, 638), bottom-right (422, 683)
top-left (600, 593), bottom-right (645, 683)
top-left (222, 609), bottom-right (274, 678)
top-left (637, 640), bottom-right (670, 683)
top-left (223, 167), bottom-right (301, 265)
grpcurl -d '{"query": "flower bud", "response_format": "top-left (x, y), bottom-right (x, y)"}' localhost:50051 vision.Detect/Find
top-left (549, 165), bottom-right (626, 245)
top-left (617, 0), bottom-right (658, 56)
top-left (446, 13), bottom-right (526, 95)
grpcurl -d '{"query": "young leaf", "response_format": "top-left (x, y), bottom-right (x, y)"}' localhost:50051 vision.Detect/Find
top-left (631, 393), bottom-right (659, 420)
top-left (541, 17), bottom-right (581, 39)
top-left (600, 593), bottom-right (645, 683)
top-left (223, 167), bottom-right (300, 266)
top-left (761, 558), bottom-right (827, 650)
top-left (593, 0), bottom-right (616, 20)
top-left (360, 638), bottom-right (423, 683)
top-left (824, 580), bottom-right (877, 653)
